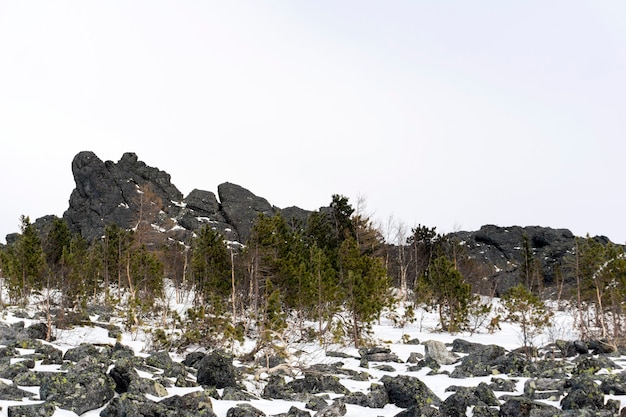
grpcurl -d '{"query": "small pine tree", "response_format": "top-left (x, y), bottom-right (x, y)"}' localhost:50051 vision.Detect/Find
top-left (416, 255), bottom-right (471, 332)
top-left (501, 284), bottom-right (553, 358)
top-left (4, 216), bottom-right (46, 303)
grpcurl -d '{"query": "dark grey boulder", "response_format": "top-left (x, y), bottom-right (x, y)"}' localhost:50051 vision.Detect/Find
top-left (196, 349), bottom-right (237, 388)
top-left (439, 390), bottom-right (485, 417)
top-left (487, 377), bottom-right (517, 392)
top-left (226, 403), bottom-right (266, 417)
top-left (34, 344), bottom-right (63, 365)
top-left (184, 189), bottom-right (220, 215)
top-left (0, 361), bottom-right (29, 379)
top-left (358, 346), bottom-right (400, 363)
top-left (0, 380), bottom-right (36, 400)
top-left (449, 344), bottom-right (507, 378)
top-left (7, 401), bottom-right (56, 417)
top-left (305, 395), bottom-right (329, 411)
top-left (101, 392), bottom-right (196, 417)
top-left (573, 354), bottom-right (620, 375)
top-left (146, 350), bottom-right (188, 378)
top-left (12, 370), bottom-right (55, 386)
top-left (222, 386), bottom-right (257, 401)
top-left (63, 342), bottom-right (105, 363)
top-left (342, 383), bottom-right (388, 408)
top-left (599, 372), bottom-right (626, 395)
top-left (286, 406), bottom-right (311, 417)
top-left (110, 357), bottom-right (168, 396)
top-left (471, 405), bottom-right (499, 417)
top-left (39, 359), bottom-right (115, 415)
top-left (287, 373), bottom-right (349, 395)
top-left (262, 375), bottom-right (294, 400)
top-left (313, 399), bottom-right (346, 417)
top-left (381, 374), bottom-right (441, 409)
top-left (159, 390), bottom-right (217, 417)
top-left (25, 322), bottom-right (49, 340)
top-left (182, 351), bottom-right (206, 368)
top-left (393, 405), bottom-right (441, 417)
top-left (561, 376), bottom-right (606, 411)
top-left (499, 396), bottom-right (562, 417)
top-left (524, 378), bottom-right (565, 401)
top-left (218, 182), bottom-right (276, 241)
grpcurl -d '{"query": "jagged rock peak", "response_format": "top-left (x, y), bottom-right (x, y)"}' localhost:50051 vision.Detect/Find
top-left (64, 152), bottom-right (184, 242)
top-left (61, 152), bottom-right (312, 244)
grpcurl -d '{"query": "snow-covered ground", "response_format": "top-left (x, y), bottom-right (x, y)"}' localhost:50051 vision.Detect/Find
top-left (0, 286), bottom-right (618, 417)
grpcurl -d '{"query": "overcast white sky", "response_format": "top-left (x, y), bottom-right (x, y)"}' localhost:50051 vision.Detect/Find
top-left (0, 1), bottom-right (625, 245)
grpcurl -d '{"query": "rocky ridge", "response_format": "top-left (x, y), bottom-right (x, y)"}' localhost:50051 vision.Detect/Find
top-left (61, 151), bottom-right (309, 243)
top-left (6, 151), bottom-right (617, 291)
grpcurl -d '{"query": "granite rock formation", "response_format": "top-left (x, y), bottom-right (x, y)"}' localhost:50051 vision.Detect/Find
top-left (62, 152), bottom-right (305, 243)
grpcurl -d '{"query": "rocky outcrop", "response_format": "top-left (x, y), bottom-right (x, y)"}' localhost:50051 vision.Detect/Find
top-left (451, 225), bottom-right (585, 294)
top-left (218, 182), bottom-right (277, 241)
top-left (59, 152), bottom-right (310, 243)
top-left (64, 151), bottom-right (185, 242)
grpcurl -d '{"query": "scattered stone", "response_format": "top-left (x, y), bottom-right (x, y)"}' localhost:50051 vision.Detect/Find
top-left (313, 399), bottom-right (346, 417)
top-left (7, 401), bottom-right (57, 417)
top-left (286, 406), bottom-right (311, 417)
top-left (40, 358), bottom-right (115, 415)
top-left (160, 390), bottom-right (217, 417)
top-left (0, 380), bottom-right (36, 400)
top-left (499, 396), bottom-right (561, 417)
top-left (222, 386), bottom-right (257, 401)
top-left (287, 373), bottom-right (349, 395)
top-left (381, 374), bottom-right (441, 409)
top-left (561, 376), bottom-right (606, 411)
top-left (358, 347), bottom-right (400, 363)
top-left (423, 340), bottom-right (459, 365)
top-left (227, 403), bottom-right (266, 417)
top-left (196, 350), bottom-right (237, 388)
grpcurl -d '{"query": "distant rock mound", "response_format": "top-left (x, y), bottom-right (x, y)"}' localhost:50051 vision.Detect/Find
top-left (451, 225), bottom-right (590, 294)
top-left (62, 151), bottom-right (310, 243)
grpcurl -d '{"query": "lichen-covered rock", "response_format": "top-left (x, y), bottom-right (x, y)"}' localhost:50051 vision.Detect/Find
top-left (222, 386), bottom-right (257, 401)
top-left (39, 358), bottom-right (115, 415)
top-left (287, 373), bottom-right (349, 395)
top-left (393, 405), bottom-right (441, 417)
top-left (499, 396), bottom-right (561, 417)
top-left (561, 376), bottom-right (606, 411)
top-left (449, 344), bottom-right (507, 378)
top-left (524, 378), bottom-right (565, 401)
top-left (196, 349), bottom-right (237, 388)
top-left (101, 392), bottom-right (195, 417)
top-left (599, 372), bottom-right (626, 395)
top-left (109, 357), bottom-right (168, 396)
top-left (573, 354), bottom-right (620, 375)
top-left (439, 390), bottom-right (485, 417)
top-left (487, 377), bottom-right (517, 392)
top-left (63, 342), bottom-right (105, 363)
top-left (381, 374), bottom-right (441, 409)
top-left (12, 370), bottom-right (55, 387)
top-left (226, 403), bottom-right (266, 417)
top-left (7, 401), bottom-right (56, 417)
top-left (286, 406), bottom-right (312, 417)
top-left (34, 344), bottom-right (63, 365)
top-left (313, 399), bottom-right (346, 417)
top-left (0, 380), bottom-right (36, 400)
top-left (0, 361), bottom-right (29, 379)
top-left (342, 383), bottom-right (388, 408)
top-left (160, 390), bottom-right (217, 417)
